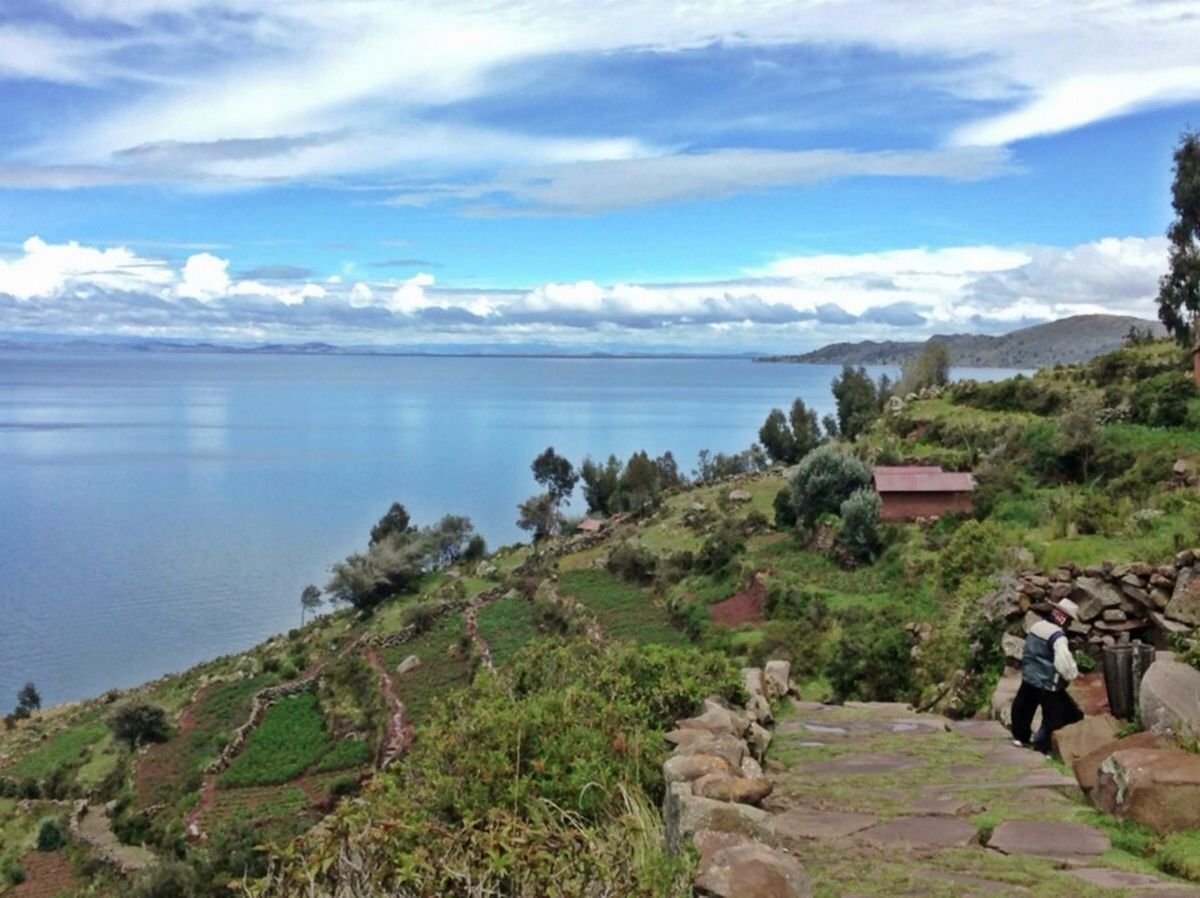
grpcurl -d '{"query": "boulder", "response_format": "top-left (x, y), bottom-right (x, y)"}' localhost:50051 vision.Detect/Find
top-left (1074, 731), bottom-right (1169, 793)
top-left (747, 721), bottom-right (772, 760)
top-left (693, 831), bottom-right (811, 898)
top-left (1001, 633), bottom-right (1025, 664)
top-left (663, 753), bottom-right (733, 784)
top-left (679, 706), bottom-right (742, 739)
top-left (763, 661), bottom-right (791, 700)
top-left (741, 756), bottom-right (764, 778)
top-left (395, 654), bottom-right (421, 675)
top-left (1071, 577), bottom-right (1125, 622)
top-left (1095, 748), bottom-right (1200, 833)
top-left (692, 773), bottom-right (774, 805)
top-left (741, 667), bottom-right (766, 699)
top-left (747, 693), bottom-right (774, 725)
top-left (1051, 714), bottom-right (1120, 768)
top-left (1140, 658), bottom-right (1200, 740)
top-left (1167, 566), bottom-right (1200, 625)
top-left (664, 782), bottom-right (770, 854)
top-left (728, 489), bottom-right (752, 503)
top-left (674, 733), bottom-right (747, 768)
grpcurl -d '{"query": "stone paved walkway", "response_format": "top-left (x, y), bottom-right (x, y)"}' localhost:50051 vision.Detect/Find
top-left (752, 701), bottom-right (1200, 897)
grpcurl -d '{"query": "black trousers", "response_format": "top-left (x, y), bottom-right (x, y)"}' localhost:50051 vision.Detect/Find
top-left (1010, 681), bottom-right (1084, 751)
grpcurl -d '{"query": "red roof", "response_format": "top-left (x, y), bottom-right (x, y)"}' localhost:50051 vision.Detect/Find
top-left (873, 465), bottom-right (974, 493)
top-left (577, 518), bottom-right (604, 532)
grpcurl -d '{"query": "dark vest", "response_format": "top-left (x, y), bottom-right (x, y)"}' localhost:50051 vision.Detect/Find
top-left (1020, 626), bottom-right (1065, 691)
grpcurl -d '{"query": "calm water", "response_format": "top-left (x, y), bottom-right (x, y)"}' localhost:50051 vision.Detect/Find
top-left (0, 350), bottom-right (1015, 705)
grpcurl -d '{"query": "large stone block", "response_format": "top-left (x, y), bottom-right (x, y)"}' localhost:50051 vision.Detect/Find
top-left (1095, 748), bottom-right (1200, 833)
top-left (741, 667), bottom-right (766, 699)
top-left (663, 753), bottom-right (733, 784)
top-left (1166, 566), bottom-right (1200, 625)
top-left (1071, 577), bottom-right (1125, 622)
top-left (692, 772), bottom-right (774, 805)
top-left (693, 831), bottom-right (811, 898)
top-left (1051, 714), bottom-right (1120, 768)
top-left (1140, 658), bottom-right (1200, 740)
top-left (1074, 731), bottom-right (1168, 793)
top-left (664, 782), bottom-right (770, 854)
top-left (763, 660), bottom-right (791, 700)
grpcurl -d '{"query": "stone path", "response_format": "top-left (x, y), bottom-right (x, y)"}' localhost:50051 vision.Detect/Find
top-left (737, 701), bottom-right (1200, 897)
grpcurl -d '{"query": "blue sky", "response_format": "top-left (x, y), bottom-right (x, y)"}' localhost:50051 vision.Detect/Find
top-left (0, 1), bottom-right (1198, 352)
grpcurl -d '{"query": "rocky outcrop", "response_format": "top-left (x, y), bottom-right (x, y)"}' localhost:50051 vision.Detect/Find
top-left (1051, 714), bottom-right (1120, 769)
top-left (1139, 657), bottom-right (1200, 740)
top-left (1073, 731), bottom-right (1169, 793)
top-left (1094, 748), bottom-right (1200, 833)
top-left (693, 830), bottom-right (811, 898)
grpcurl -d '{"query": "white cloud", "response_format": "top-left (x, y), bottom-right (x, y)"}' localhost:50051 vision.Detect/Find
top-left (0, 234), bottom-right (1168, 350)
top-left (177, 253), bottom-right (231, 302)
top-left (9, 0), bottom-right (1198, 191)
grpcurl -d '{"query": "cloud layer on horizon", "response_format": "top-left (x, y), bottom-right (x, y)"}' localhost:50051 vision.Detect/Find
top-left (0, 234), bottom-right (1167, 351)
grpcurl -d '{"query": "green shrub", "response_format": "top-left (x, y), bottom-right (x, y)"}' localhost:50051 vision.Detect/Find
top-left (763, 580), bottom-right (829, 629)
top-left (788, 444), bottom-right (872, 525)
top-left (3, 863), bottom-right (25, 886)
top-left (824, 608), bottom-right (914, 702)
top-left (606, 542), bottom-right (658, 585)
top-left (750, 620), bottom-right (824, 679)
top-left (109, 701), bottom-right (171, 748)
top-left (695, 521), bottom-right (745, 576)
top-left (838, 488), bottom-right (882, 562)
top-left (773, 488), bottom-right (798, 528)
top-left (36, 816), bottom-right (66, 851)
top-left (125, 860), bottom-right (201, 898)
top-left (399, 600), bottom-right (442, 635)
top-left (1131, 371), bottom-right (1194, 427)
top-left (936, 520), bottom-right (1005, 595)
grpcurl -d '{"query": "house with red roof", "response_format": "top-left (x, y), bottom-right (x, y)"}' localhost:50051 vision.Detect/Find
top-left (872, 465), bottom-right (975, 521)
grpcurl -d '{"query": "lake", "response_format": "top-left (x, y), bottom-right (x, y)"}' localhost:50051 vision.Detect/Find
top-left (0, 349), bottom-right (1018, 705)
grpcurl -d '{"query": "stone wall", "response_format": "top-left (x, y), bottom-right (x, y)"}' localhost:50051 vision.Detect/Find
top-left (1010, 550), bottom-right (1200, 654)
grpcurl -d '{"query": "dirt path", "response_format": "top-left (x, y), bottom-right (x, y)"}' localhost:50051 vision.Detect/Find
top-left (74, 804), bottom-right (156, 874)
top-left (728, 702), bottom-right (1200, 896)
top-left (464, 602), bottom-right (494, 672)
top-left (364, 648), bottom-right (411, 769)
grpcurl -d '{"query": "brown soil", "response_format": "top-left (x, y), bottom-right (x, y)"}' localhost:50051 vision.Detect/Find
top-left (10, 851), bottom-right (80, 898)
top-left (133, 685), bottom-right (209, 811)
top-left (709, 574), bottom-right (766, 626)
top-left (364, 648), bottom-right (411, 768)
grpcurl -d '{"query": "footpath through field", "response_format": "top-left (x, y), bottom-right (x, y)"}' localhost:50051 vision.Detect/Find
top-left (750, 701), bottom-right (1200, 897)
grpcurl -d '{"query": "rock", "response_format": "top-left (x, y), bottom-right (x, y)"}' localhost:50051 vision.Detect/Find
top-left (1175, 550), bottom-right (1195, 567)
top-left (1071, 577), bottom-right (1125, 621)
top-left (1001, 633), bottom-right (1025, 664)
top-left (741, 667), bottom-right (766, 699)
top-left (767, 809), bottom-right (877, 844)
top-left (1103, 608), bottom-right (1128, 622)
top-left (986, 820), bottom-right (1110, 860)
top-left (693, 773), bottom-right (774, 805)
top-left (763, 661), bottom-right (791, 700)
top-left (1074, 731), bottom-right (1168, 793)
top-left (665, 728), bottom-right (713, 749)
top-left (1122, 584), bottom-right (1153, 608)
top-left (693, 832), bottom-right (811, 898)
top-left (747, 722), bottom-right (772, 760)
top-left (1095, 748), bottom-right (1200, 833)
top-left (1151, 587), bottom-right (1173, 609)
top-left (747, 693), bottom-right (773, 725)
top-left (1167, 566), bottom-right (1200, 625)
top-left (680, 706), bottom-right (742, 739)
top-left (664, 783), bottom-right (771, 853)
top-left (663, 753), bottom-right (733, 784)
top-left (1140, 658), bottom-right (1200, 740)
top-left (674, 734), bottom-right (747, 768)
top-left (741, 756), bottom-right (764, 778)
top-left (395, 654), bottom-right (421, 675)
top-left (1051, 714), bottom-right (1121, 768)
top-left (728, 489), bottom-right (752, 503)
top-left (1152, 612), bottom-right (1193, 635)
top-left (704, 698), bottom-right (750, 734)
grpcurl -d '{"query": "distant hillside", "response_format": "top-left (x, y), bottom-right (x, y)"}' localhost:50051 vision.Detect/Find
top-left (761, 314), bottom-right (1165, 368)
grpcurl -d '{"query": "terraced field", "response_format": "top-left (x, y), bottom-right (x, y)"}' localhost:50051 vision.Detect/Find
top-left (558, 570), bottom-right (687, 646)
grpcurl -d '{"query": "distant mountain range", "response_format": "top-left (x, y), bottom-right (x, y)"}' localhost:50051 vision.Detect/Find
top-left (759, 314), bottom-right (1166, 368)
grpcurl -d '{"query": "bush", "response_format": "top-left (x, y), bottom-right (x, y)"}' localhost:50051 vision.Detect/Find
top-left (936, 520), bottom-right (1005, 595)
top-left (838, 488), bottom-right (882, 562)
top-left (606, 542), bottom-right (658, 585)
top-left (125, 860), bottom-right (201, 898)
top-left (399, 600), bottom-right (442, 635)
top-left (750, 620), bottom-right (824, 679)
top-left (763, 580), bottom-right (829, 628)
top-left (36, 816), bottom-right (66, 851)
top-left (1131, 372), bottom-right (1194, 427)
top-left (110, 701), bottom-right (170, 748)
top-left (789, 445), bottom-right (872, 525)
top-left (3, 863), bottom-right (25, 886)
top-left (773, 488), bottom-right (798, 528)
top-left (824, 608), bottom-right (914, 702)
top-left (695, 521), bottom-right (745, 576)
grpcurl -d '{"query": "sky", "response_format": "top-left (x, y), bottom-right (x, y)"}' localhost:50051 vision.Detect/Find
top-left (0, 0), bottom-right (1198, 353)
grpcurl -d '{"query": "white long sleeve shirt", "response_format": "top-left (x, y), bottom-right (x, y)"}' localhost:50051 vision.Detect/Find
top-left (1029, 619), bottom-right (1079, 684)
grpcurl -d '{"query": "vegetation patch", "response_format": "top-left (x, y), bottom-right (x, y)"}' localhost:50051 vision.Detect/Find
top-left (559, 570), bottom-right (687, 646)
top-left (475, 594), bottom-right (539, 668)
top-left (220, 693), bottom-right (332, 788)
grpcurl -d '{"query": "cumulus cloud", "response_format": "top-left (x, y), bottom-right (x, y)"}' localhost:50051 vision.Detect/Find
top-left (0, 234), bottom-right (1168, 351)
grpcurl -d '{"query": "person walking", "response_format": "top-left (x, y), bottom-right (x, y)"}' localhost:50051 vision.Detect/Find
top-left (1010, 598), bottom-right (1084, 753)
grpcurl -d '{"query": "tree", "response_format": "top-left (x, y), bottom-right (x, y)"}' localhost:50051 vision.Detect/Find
top-left (580, 455), bottom-right (622, 515)
top-left (789, 398), bottom-right (823, 461)
top-left (531, 447), bottom-right (579, 503)
top-left (788, 444), bottom-right (873, 525)
top-left (1056, 392), bottom-right (1103, 480)
top-left (16, 682), bottom-right (40, 714)
top-left (429, 514), bottom-right (477, 566)
top-left (831, 365), bottom-right (880, 440)
top-left (517, 492), bottom-right (561, 542)
top-left (370, 502), bottom-right (412, 546)
top-left (618, 450), bottom-right (661, 514)
top-left (898, 341), bottom-right (951, 394)
top-left (110, 702), bottom-right (170, 748)
top-left (653, 451), bottom-right (685, 490)
top-left (758, 408), bottom-right (796, 465)
top-left (838, 488), bottom-right (882, 562)
top-left (300, 585), bottom-right (323, 626)
top-left (1157, 131), bottom-right (1200, 352)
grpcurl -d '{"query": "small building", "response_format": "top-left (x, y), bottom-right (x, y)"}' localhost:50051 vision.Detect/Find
top-left (576, 518), bottom-right (604, 533)
top-left (872, 465), bottom-right (974, 521)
